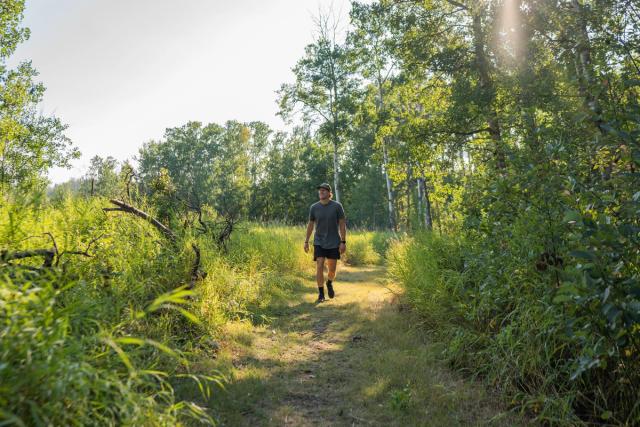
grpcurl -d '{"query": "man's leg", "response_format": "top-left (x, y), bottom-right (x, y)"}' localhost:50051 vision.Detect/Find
top-left (326, 258), bottom-right (337, 298)
top-left (316, 257), bottom-right (326, 301)
top-left (326, 258), bottom-right (337, 281)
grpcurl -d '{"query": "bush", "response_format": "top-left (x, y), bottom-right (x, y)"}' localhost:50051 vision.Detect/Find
top-left (0, 197), bottom-right (308, 425)
top-left (0, 195), bottom-right (219, 425)
top-left (341, 231), bottom-right (393, 266)
top-left (390, 230), bottom-right (640, 425)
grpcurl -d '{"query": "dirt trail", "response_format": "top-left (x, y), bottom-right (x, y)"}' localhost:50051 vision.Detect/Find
top-left (210, 265), bottom-right (524, 426)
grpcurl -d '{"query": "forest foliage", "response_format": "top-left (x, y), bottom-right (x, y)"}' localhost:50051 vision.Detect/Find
top-left (2, 0), bottom-right (640, 425)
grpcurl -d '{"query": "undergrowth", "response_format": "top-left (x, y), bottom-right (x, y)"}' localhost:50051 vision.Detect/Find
top-left (389, 232), bottom-right (640, 426)
top-left (1, 194), bottom-right (387, 425)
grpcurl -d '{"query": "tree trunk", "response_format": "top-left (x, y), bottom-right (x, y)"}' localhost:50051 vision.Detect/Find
top-left (332, 139), bottom-right (341, 203)
top-left (376, 77), bottom-right (397, 232)
top-left (471, 10), bottom-right (506, 169)
top-left (571, 0), bottom-right (604, 133)
top-left (417, 177), bottom-right (433, 230)
top-left (406, 163), bottom-right (413, 230)
top-left (416, 177), bottom-right (423, 227)
top-left (382, 141), bottom-right (396, 230)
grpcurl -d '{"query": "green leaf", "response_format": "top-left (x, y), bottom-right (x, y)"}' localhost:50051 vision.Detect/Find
top-left (114, 336), bottom-right (145, 346)
top-left (553, 294), bottom-right (572, 303)
top-left (563, 210), bottom-right (582, 224)
top-left (570, 250), bottom-right (597, 261)
top-left (558, 283), bottom-right (580, 295)
top-left (603, 303), bottom-right (621, 325)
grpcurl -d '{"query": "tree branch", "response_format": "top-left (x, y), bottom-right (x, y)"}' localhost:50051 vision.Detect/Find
top-left (1, 249), bottom-right (55, 267)
top-left (103, 199), bottom-right (177, 243)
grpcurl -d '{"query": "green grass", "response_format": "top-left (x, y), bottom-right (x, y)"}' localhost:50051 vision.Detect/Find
top-left (205, 264), bottom-right (522, 426)
top-left (340, 230), bottom-right (394, 266)
top-left (388, 231), bottom-right (640, 425)
top-left (0, 191), bottom-right (391, 425)
top-left (1, 195), bottom-right (216, 425)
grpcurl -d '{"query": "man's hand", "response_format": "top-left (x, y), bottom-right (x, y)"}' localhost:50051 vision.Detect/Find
top-left (339, 242), bottom-right (346, 254)
top-left (304, 241), bottom-right (310, 253)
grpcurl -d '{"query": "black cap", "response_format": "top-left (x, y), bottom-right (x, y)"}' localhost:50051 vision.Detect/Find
top-left (317, 183), bottom-right (332, 191)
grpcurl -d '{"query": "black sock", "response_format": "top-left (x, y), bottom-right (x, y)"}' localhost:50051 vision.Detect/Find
top-left (318, 287), bottom-right (325, 298)
top-left (326, 280), bottom-right (334, 298)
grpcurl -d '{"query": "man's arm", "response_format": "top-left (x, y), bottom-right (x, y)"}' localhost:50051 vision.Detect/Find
top-left (304, 220), bottom-right (314, 253)
top-left (339, 218), bottom-right (347, 253)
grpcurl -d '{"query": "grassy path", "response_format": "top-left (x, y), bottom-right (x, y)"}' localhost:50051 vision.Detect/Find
top-left (206, 264), bottom-right (525, 426)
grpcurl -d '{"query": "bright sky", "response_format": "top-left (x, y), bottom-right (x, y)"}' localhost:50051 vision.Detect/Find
top-left (10, 0), bottom-right (352, 183)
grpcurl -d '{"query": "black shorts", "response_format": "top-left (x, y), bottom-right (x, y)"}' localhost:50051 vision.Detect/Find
top-left (314, 245), bottom-right (341, 261)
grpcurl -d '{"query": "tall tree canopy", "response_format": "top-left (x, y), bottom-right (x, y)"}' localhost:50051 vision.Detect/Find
top-left (0, 0), bottom-right (78, 192)
top-left (278, 11), bottom-right (358, 203)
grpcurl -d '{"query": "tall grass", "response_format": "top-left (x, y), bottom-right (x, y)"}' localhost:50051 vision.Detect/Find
top-left (0, 197), bottom-right (316, 425)
top-left (340, 230), bottom-right (394, 266)
top-left (389, 231), bottom-right (640, 425)
top-left (2, 192), bottom-right (394, 424)
top-left (0, 195), bottom-right (218, 425)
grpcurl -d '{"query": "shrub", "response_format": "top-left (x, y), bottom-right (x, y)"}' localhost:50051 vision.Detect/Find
top-left (341, 231), bottom-right (393, 266)
top-left (390, 229), bottom-right (640, 425)
top-left (0, 198), bottom-right (303, 425)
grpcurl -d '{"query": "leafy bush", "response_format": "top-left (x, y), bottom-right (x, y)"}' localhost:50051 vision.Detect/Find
top-left (341, 231), bottom-right (393, 266)
top-left (0, 196), bottom-right (309, 425)
top-left (390, 229), bottom-right (640, 425)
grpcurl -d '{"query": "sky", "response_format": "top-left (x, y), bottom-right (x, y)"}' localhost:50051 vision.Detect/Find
top-left (10, 0), bottom-right (352, 183)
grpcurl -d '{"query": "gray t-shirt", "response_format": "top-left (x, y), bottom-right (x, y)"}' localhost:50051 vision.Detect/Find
top-left (309, 200), bottom-right (345, 249)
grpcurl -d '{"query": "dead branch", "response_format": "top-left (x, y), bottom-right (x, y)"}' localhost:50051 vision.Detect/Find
top-left (188, 243), bottom-right (207, 289)
top-left (216, 217), bottom-right (236, 251)
top-left (56, 233), bottom-right (105, 266)
top-left (56, 234), bottom-right (103, 265)
top-left (103, 199), bottom-right (177, 243)
top-left (122, 167), bottom-right (135, 201)
top-left (102, 199), bottom-right (208, 289)
top-left (1, 249), bottom-right (55, 267)
top-left (43, 232), bottom-right (61, 264)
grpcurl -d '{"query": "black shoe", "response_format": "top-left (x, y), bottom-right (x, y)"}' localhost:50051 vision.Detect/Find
top-left (316, 295), bottom-right (326, 303)
top-left (317, 287), bottom-right (325, 303)
top-left (327, 280), bottom-right (335, 298)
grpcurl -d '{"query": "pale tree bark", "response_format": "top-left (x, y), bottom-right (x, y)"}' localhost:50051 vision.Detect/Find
top-left (571, 0), bottom-right (604, 133)
top-left (470, 8), bottom-right (506, 169)
top-left (382, 142), bottom-right (396, 230)
top-left (377, 76), bottom-right (397, 231)
top-left (423, 183), bottom-right (433, 231)
top-left (406, 163), bottom-right (413, 230)
top-left (417, 177), bottom-right (433, 230)
top-left (332, 139), bottom-right (341, 203)
top-left (416, 177), bottom-right (423, 224)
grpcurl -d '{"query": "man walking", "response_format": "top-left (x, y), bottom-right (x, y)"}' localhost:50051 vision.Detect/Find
top-left (304, 183), bottom-right (347, 302)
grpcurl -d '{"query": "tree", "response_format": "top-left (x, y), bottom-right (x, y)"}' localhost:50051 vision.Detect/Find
top-left (278, 9), bottom-right (357, 203)
top-left (348, 2), bottom-right (400, 229)
top-left (82, 155), bottom-right (119, 197)
top-left (0, 0), bottom-right (78, 192)
top-left (137, 121), bottom-right (252, 221)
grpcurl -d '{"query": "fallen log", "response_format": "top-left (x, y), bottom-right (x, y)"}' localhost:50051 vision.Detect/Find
top-left (103, 199), bottom-right (177, 243)
top-left (188, 243), bottom-right (207, 289)
top-left (0, 249), bottom-right (55, 267)
top-left (103, 199), bottom-right (205, 288)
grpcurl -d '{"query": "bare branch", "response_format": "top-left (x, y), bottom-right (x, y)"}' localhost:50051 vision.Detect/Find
top-left (1, 249), bottom-right (55, 267)
top-left (103, 199), bottom-right (177, 243)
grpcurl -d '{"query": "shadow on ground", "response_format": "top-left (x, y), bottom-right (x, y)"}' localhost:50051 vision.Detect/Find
top-left (191, 265), bottom-right (524, 427)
